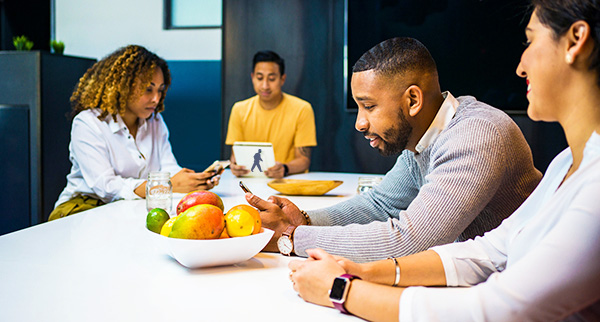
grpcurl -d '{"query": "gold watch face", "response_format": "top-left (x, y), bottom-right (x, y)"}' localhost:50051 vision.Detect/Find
top-left (277, 236), bottom-right (293, 255)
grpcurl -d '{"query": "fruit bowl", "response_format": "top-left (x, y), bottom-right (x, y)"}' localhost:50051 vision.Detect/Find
top-left (267, 179), bottom-right (343, 196)
top-left (149, 228), bottom-right (274, 268)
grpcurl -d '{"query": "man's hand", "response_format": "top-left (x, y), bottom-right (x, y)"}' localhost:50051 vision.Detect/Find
top-left (171, 168), bottom-right (218, 193)
top-left (229, 152), bottom-right (249, 177)
top-left (265, 162), bottom-right (285, 178)
top-left (245, 193), bottom-right (308, 252)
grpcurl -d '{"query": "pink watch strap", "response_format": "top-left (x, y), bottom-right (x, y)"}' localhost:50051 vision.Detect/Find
top-left (332, 274), bottom-right (361, 314)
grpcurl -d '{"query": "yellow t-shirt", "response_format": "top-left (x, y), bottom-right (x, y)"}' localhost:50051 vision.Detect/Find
top-left (225, 93), bottom-right (317, 164)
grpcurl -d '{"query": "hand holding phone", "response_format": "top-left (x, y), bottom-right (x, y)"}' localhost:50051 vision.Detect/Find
top-left (239, 181), bottom-right (252, 194)
top-left (204, 160), bottom-right (230, 177)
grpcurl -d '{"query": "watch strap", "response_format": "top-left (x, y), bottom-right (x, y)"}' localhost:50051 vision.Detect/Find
top-left (331, 274), bottom-right (361, 314)
top-left (282, 225), bottom-right (295, 238)
top-left (278, 225), bottom-right (295, 255)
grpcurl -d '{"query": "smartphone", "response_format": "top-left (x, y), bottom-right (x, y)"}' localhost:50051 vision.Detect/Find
top-left (204, 160), bottom-right (230, 177)
top-left (239, 181), bottom-right (252, 194)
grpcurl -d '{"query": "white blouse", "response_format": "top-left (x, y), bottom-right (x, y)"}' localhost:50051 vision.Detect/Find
top-left (400, 132), bottom-right (600, 321)
top-left (55, 109), bottom-right (182, 207)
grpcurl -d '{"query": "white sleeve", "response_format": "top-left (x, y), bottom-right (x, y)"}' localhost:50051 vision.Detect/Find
top-left (431, 208), bottom-right (517, 287)
top-left (399, 183), bottom-right (600, 321)
top-left (70, 117), bottom-right (144, 202)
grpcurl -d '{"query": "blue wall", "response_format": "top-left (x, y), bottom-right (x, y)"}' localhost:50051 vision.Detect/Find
top-left (162, 60), bottom-right (222, 172)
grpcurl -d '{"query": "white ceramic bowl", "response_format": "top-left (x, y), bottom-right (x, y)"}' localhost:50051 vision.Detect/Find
top-left (149, 228), bottom-right (274, 268)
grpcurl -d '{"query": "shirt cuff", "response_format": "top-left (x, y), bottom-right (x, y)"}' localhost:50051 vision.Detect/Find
top-left (306, 208), bottom-right (332, 226)
top-left (430, 246), bottom-right (458, 287)
top-left (119, 178), bottom-right (146, 201)
top-left (292, 225), bottom-right (319, 257)
top-left (399, 286), bottom-right (421, 322)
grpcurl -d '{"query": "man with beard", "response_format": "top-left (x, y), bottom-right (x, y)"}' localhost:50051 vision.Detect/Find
top-left (247, 37), bottom-right (542, 262)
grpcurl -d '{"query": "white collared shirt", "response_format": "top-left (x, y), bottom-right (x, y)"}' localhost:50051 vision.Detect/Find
top-left (400, 132), bottom-right (600, 321)
top-left (55, 109), bottom-right (182, 206)
top-left (415, 91), bottom-right (458, 154)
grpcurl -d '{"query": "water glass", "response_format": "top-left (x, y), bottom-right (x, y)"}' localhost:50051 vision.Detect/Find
top-left (357, 176), bottom-right (383, 194)
top-left (146, 171), bottom-right (172, 213)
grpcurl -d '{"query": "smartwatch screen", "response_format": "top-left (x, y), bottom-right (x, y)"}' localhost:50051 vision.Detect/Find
top-left (329, 277), bottom-right (347, 301)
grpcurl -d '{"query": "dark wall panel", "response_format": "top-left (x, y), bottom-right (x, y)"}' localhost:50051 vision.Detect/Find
top-left (0, 51), bottom-right (95, 229)
top-left (162, 60), bottom-right (222, 172)
top-left (40, 53), bottom-right (96, 220)
top-left (347, 0), bottom-right (531, 112)
top-left (0, 0), bottom-right (50, 51)
top-left (0, 105), bottom-right (30, 235)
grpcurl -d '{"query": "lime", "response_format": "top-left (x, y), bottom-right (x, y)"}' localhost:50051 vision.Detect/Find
top-left (146, 208), bottom-right (170, 234)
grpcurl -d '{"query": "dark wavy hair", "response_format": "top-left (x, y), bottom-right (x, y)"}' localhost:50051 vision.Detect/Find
top-left (70, 45), bottom-right (171, 119)
top-left (352, 37), bottom-right (438, 80)
top-left (532, 0), bottom-right (600, 87)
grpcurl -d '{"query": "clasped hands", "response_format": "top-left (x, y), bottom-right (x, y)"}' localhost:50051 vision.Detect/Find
top-left (289, 249), bottom-right (364, 307)
top-left (245, 192), bottom-right (366, 307)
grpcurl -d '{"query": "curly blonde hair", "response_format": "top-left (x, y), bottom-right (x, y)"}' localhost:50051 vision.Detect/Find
top-left (70, 45), bottom-right (171, 120)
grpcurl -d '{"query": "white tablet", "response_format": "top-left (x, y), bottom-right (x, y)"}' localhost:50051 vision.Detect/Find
top-left (232, 142), bottom-right (276, 177)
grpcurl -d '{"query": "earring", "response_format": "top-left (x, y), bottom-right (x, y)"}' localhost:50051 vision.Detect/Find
top-left (566, 53), bottom-right (574, 64)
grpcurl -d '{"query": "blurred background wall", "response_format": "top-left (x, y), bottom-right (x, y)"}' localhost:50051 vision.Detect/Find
top-left (0, 0), bottom-right (567, 232)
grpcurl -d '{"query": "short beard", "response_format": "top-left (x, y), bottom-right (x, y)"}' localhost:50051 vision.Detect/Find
top-left (378, 111), bottom-right (412, 156)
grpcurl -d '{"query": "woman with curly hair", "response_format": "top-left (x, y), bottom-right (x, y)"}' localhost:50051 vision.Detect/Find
top-left (288, 0), bottom-right (600, 320)
top-left (49, 45), bottom-right (217, 221)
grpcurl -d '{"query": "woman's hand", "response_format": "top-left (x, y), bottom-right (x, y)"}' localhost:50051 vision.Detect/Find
top-left (288, 248), bottom-right (347, 307)
top-left (332, 255), bottom-right (366, 278)
top-left (171, 168), bottom-right (218, 193)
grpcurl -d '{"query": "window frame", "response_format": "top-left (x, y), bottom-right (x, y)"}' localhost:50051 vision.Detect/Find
top-left (163, 0), bottom-right (223, 30)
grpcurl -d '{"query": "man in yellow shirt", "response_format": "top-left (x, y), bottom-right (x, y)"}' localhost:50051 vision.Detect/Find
top-left (225, 51), bottom-right (317, 178)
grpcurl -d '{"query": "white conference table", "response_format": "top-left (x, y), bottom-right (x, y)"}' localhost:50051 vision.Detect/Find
top-left (0, 170), bottom-right (382, 322)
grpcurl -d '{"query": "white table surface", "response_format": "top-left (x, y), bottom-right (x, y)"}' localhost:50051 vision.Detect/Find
top-left (0, 170), bottom-right (381, 322)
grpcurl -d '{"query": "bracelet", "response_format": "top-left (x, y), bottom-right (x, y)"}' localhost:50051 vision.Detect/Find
top-left (300, 210), bottom-right (311, 225)
top-left (388, 257), bottom-right (401, 286)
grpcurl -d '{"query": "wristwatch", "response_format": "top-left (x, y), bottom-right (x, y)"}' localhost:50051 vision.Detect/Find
top-left (329, 274), bottom-right (361, 314)
top-left (277, 225), bottom-right (295, 255)
top-left (283, 164), bottom-right (289, 177)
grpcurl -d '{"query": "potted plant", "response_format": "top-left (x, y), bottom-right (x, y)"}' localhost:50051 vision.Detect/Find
top-left (50, 40), bottom-right (65, 55)
top-left (13, 35), bottom-right (34, 51)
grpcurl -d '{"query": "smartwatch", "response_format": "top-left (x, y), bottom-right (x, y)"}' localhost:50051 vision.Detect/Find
top-left (277, 225), bottom-right (295, 255)
top-left (329, 274), bottom-right (361, 314)
top-left (283, 164), bottom-right (289, 177)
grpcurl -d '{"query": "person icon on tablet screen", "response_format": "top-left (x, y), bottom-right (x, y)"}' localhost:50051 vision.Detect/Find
top-left (251, 149), bottom-right (263, 172)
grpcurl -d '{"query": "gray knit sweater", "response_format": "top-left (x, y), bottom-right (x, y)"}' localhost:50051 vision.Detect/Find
top-left (294, 96), bottom-right (542, 262)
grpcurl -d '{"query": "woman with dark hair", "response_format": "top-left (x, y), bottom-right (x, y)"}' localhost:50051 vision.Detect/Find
top-left (288, 1), bottom-right (600, 320)
top-left (49, 45), bottom-right (217, 221)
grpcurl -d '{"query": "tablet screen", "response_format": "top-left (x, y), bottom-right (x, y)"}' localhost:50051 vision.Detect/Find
top-left (232, 142), bottom-right (276, 177)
